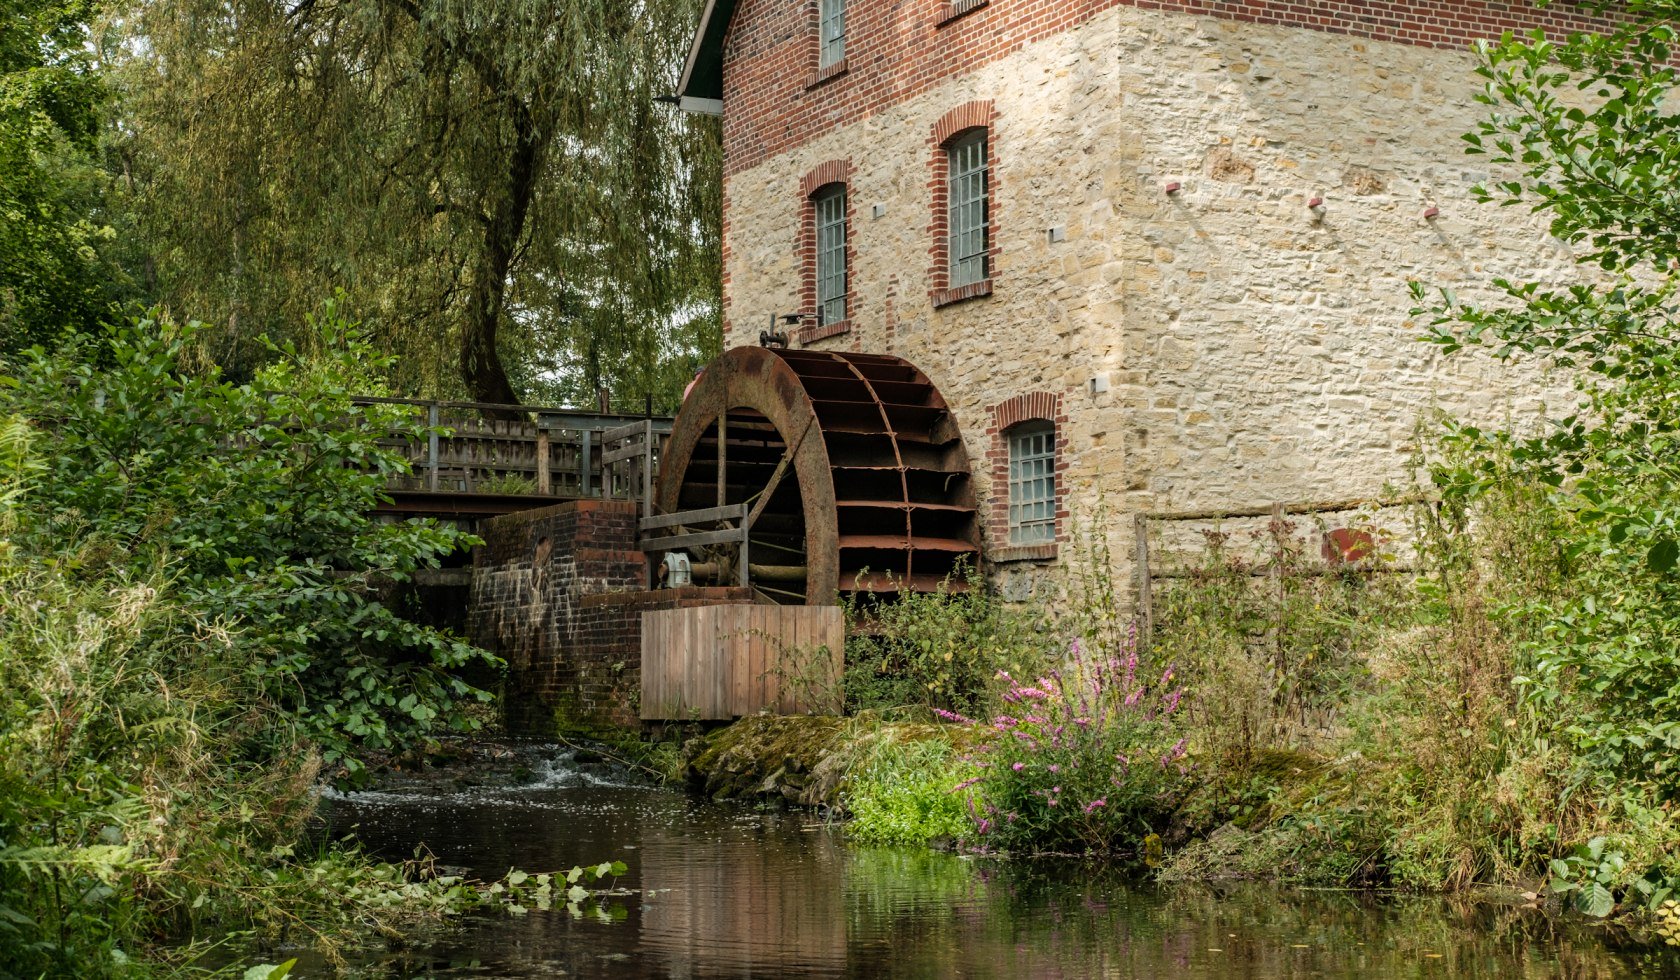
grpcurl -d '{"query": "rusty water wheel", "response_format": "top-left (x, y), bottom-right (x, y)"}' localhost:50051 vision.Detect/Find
top-left (656, 346), bottom-right (982, 604)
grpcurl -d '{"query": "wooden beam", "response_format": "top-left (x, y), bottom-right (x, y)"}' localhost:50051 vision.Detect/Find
top-left (639, 527), bottom-right (748, 552)
top-left (640, 503), bottom-right (748, 531)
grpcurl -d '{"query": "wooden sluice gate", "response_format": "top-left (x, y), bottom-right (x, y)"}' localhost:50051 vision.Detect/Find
top-left (639, 605), bottom-right (844, 721)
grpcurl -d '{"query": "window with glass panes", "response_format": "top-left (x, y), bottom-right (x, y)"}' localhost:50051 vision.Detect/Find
top-left (947, 131), bottom-right (988, 288)
top-left (814, 186), bottom-right (847, 325)
top-left (819, 0), bottom-right (845, 68)
top-left (1007, 422), bottom-right (1055, 544)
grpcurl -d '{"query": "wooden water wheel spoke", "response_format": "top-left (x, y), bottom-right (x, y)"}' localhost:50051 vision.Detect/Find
top-left (657, 347), bottom-right (981, 604)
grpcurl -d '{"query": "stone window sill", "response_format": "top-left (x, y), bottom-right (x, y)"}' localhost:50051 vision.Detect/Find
top-left (938, 0), bottom-right (989, 26)
top-left (931, 278), bottom-right (993, 308)
top-left (798, 318), bottom-right (852, 345)
top-left (807, 58), bottom-right (849, 89)
top-left (991, 542), bottom-right (1057, 564)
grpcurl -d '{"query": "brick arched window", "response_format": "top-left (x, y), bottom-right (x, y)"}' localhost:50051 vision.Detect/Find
top-left (928, 100), bottom-right (998, 308)
top-left (986, 391), bottom-right (1066, 561)
top-left (797, 159), bottom-right (855, 344)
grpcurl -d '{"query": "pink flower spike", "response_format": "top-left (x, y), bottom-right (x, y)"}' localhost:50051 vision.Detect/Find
top-left (1011, 762), bottom-right (1025, 771)
top-left (1083, 799), bottom-right (1107, 814)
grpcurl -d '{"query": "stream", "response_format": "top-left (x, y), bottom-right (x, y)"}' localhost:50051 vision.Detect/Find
top-left (311, 742), bottom-right (1680, 978)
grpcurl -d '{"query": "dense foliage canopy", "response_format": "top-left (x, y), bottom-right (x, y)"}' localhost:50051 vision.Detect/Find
top-left (1, 0), bottom-right (720, 410)
top-left (0, 0), bottom-right (132, 350)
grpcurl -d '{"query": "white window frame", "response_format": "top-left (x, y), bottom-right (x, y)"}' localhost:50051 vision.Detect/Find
top-left (1007, 422), bottom-right (1055, 545)
top-left (947, 130), bottom-right (989, 288)
top-left (819, 0), bottom-right (846, 69)
top-left (813, 185), bottom-right (847, 326)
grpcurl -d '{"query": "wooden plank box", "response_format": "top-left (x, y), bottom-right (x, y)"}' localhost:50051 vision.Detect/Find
top-left (640, 605), bottom-right (844, 720)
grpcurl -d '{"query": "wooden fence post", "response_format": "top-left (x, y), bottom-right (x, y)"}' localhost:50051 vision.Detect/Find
top-left (426, 403), bottom-right (440, 492)
top-left (1133, 512), bottom-right (1153, 650)
top-left (643, 420), bottom-right (655, 515)
top-left (535, 431), bottom-right (550, 495)
top-left (580, 428), bottom-right (593, 497)
top-left (1270, 501), bottom-right (1287, 669)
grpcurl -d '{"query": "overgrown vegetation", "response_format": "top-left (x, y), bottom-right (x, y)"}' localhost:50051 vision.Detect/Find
top-left (0, 307), bottom-right (536, 974)
top-left (841, 565), bottom-right (1057, 715)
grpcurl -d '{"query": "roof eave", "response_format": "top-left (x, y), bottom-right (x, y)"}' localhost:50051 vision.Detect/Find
top-left (677, 0), bottom-right (736, 110)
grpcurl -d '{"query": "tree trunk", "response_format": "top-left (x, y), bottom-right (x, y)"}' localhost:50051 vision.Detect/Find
top-left (460, 111), bottom-right (538, 417)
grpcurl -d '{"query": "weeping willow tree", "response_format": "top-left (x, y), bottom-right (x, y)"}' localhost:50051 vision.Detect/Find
top-left (116, 0), bottom-right (720, 409)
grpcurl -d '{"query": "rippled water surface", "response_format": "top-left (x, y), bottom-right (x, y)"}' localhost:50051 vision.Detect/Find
top-left (315, 743), bottom-right (1679, 978)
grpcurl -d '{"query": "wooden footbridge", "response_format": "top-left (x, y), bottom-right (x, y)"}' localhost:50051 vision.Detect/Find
top-left (357, 396), bottom-right (672, 523)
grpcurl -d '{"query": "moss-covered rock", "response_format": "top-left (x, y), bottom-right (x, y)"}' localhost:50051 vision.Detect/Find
top-left (682, 714), bottom-right (849, 806)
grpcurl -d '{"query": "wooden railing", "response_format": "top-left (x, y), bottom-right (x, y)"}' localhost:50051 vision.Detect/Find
top-left (352, 397), bottom-right (672, 502)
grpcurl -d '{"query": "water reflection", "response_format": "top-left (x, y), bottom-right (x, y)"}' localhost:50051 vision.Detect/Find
top-left (314, 745), bottom-right (1679, 979)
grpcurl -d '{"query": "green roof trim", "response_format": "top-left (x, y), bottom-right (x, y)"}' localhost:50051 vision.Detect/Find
top-left (678, 0), bottom-right (738, 104)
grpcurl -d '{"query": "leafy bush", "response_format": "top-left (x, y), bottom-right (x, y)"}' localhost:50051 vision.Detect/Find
top-left (950, 625), bottom-right (1192, 854)
top-left (842, 565), bottom-right (1058, 715)
top-left (1151, 514), bottom-right (1399, 777)
top-left (1, 302), bottom-right (498, 774)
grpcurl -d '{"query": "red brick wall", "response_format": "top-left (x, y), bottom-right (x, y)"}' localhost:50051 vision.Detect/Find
top-left (719, 0), bottom-right (1621, 176)
top-left (470, 500), bottom-right (645, 733)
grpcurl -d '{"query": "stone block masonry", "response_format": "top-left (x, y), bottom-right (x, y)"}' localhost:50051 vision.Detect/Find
top-left (719, 2), bottom-right (1601, 604)
top-left (469, 499), bottom-right (758, 733)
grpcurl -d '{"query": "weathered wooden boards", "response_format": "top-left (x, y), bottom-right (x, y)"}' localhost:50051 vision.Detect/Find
top-left (639, 605), bottom-right (844, 720)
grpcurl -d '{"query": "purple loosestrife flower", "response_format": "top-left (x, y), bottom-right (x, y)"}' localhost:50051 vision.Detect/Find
top-left (1048, 764), bottom-right (1060, 773)
top-left (933, 707), bottom-right (977, 725)
top-left (1083, 799), bottom-right (1107, 815)
top-left (1011, 762), bottom-right (1025, 771)
top-left (952, 776), bottom-right (983, 792)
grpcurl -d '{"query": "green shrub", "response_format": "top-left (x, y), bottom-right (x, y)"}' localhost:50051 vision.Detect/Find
top-left (842, 565), bottom-right (1057, 715)
top-left (1, 302), bottom-right (498, 775)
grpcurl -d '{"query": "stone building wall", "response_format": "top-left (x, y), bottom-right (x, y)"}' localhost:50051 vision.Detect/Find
top-left (718, 3), bottom-right (1598, 599)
